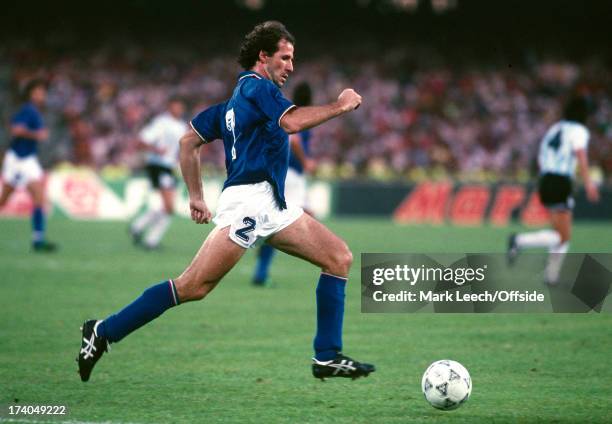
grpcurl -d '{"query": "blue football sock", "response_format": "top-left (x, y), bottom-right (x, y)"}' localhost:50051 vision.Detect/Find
top-left (96, 280), bottom-right (180, 343)
top-left (32, 207), bottom-right (45, 244)
top-left (253, 244), bottom-right (276, 283)
top-left (314, 273), bottom-right (347, 361)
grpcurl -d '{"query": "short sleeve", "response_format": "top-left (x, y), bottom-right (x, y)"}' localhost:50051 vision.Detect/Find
top-left (190, 102), bottom-right (225, 143)
top-left (570, 125), bottom-right (589, 151)
top-left (249, 80), bottom-right (296, 126)
top-left (12, 106), bottom-right (43, 130)
top-left (139, 118), bottom-right (162, 145)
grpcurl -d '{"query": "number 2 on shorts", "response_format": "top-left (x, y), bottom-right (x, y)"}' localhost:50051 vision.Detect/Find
top-left (235, 217), bottom-right (256, 242)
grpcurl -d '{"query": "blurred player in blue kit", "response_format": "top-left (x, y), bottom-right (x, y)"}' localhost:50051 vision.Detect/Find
top-left (129, 97), bottom-right (188, 250)
top-left (252, 81), bottom-right (316, 286)
top-left (507, 96), bottom-right (599, 284)
top-left (78, 21), bottom-right (375, 382)
top-left (0, 79), bottom-right (57, 252)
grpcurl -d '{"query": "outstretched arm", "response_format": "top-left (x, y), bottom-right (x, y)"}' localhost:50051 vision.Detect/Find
top-left (576, 148), bottom-right (599, 203)
top-left (179, 129), bottom-right (212, 224)
top-left (280, 89), bottom-right (362, 134)
top-left (11, 124), bottom-right (48, 141)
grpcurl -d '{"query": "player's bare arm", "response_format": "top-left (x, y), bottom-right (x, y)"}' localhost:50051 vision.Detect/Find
top-left (179, 129), bottom-right (211, 224)
top-left (289, 134), bottom-right (315, 173)
top-left (10, 124), bottom-right (48, 141)
top-left (575, 148), bottom-right (599, 202)
top-left (137, 139), bottom-right (166, 155)
top-left (280, 89), bottom-right (362, 134)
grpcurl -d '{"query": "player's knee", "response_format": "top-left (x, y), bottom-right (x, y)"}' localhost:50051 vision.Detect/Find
top-left (31, 194), bottom-right (44, 207)
top-left (162, 199), bottom-right (175, 215)
top-left (554, 228), bottom-right (571, 244)
top-left (326, 244), bottom-right (353, 276)
top-left (343, 247), bottom-right (354, 269)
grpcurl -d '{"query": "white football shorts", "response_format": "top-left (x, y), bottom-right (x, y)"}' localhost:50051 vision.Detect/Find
top-left (213, 181), bottom-right (304, 249)
top-left (284, 167), bottom-right (308, 208)
top-left (1, 150), bottom-right (43, 188)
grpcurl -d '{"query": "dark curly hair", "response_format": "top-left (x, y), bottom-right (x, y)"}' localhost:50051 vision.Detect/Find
top-left (238, 21), bottom-right (295, 70)
top-left (563, 95), bottom-right (590, 124)
top-left (293, 82), bottom-right (312, 107)
top-left (22, 78), bottom-right (48, 101)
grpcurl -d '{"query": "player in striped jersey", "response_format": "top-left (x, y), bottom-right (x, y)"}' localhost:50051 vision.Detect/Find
top-left (507, 96), bottom-right (599, 284)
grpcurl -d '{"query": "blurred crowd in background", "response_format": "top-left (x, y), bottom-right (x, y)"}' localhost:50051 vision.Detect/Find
top-left (1, 40), bottom-right (611, 183)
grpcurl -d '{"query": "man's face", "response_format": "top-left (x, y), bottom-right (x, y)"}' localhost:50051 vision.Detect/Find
top-left (168, 100), bottom-right (185, 118)
top-left (263, 39), bottom-right (294, 87)
top-left (30, 85), bottom-right (47, 106)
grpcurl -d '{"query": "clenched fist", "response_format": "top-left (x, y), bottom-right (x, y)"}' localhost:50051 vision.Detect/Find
top-left (338, 89), bottom-right (362, 113)
top-left (189, 199), bottom-right (212, 224)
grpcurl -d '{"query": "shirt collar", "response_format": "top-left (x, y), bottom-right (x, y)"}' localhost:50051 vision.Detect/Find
top-left (238, 71), bottom-right (264, 81)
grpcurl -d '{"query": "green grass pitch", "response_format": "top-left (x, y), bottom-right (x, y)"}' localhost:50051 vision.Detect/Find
top-left (1, 217), bottom-right (611, 423)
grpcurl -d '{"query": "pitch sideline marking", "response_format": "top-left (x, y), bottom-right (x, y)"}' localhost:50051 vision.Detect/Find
top-left (0, 418), bottom-right (146, 424)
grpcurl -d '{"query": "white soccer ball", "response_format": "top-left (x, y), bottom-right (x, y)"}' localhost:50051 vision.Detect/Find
top-left (421, 360), bottom-right (472, 410)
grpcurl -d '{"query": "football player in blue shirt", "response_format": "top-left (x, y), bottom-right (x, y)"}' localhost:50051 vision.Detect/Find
top-left (78, 21), bottom-right (374, 382)
top-left (252, 81), bottom-right (316, 286)
top-left (0, 79), bottom-right (57, 252)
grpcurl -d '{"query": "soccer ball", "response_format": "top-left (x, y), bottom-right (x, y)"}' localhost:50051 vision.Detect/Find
top-left (421, 360), bottom-right (472, 410)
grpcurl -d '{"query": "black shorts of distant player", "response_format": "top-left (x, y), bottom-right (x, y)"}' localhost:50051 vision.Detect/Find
top-left (538, 173), bottom-right (574, 211)
top-left (145, 164), bottom-right (177, 190)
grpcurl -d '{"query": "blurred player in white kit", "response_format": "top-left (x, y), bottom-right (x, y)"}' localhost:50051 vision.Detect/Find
top-left (130, 97), bottom-right (188, 249)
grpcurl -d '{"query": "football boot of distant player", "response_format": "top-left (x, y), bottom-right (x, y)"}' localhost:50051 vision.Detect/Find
top-left (129, 227), bottom-right (143, 246)
top-left (32, 240), bottom-right (58, 253)
top-left (506, 233), bottom-right (519, 266)
top-left (77, 320), bottom-right (110, 382)
top-left (312, 354), bottom-right (375, 380)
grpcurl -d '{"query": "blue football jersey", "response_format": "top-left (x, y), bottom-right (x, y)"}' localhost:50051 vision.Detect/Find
top-left (10, 103), bottom-right (44, 157)
top-left (288, 130), bottom-right (312, 174)
top-left (191, 71), bottom-right (295, 209)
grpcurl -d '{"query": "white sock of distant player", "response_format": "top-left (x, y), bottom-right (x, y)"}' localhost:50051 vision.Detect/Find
top-left (515, 229), bottom-right (560, 249)
top-left (545, 241), bottom-right (569, 285)
top-left (131, 209), bottom-right (161, 234)
top-left (144, 212), bottom-right (171, 248)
